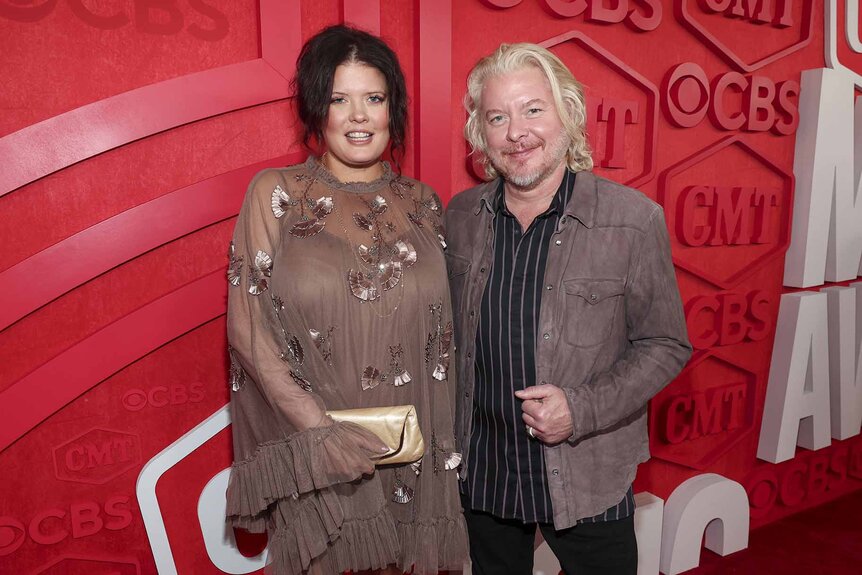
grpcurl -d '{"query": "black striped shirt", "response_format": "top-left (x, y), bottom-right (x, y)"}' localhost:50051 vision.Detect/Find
top-left (464, 170), bottom-right (635, 524)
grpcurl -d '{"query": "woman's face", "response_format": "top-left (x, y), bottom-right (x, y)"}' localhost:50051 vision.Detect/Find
top-left (322, 62), bottom-right (391, 181)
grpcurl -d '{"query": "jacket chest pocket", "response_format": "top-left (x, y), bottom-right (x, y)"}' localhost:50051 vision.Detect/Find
top-left (562, 278), bottom-right (625, 347)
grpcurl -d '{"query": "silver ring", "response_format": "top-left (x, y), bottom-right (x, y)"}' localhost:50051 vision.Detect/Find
top-left (526, 425), bottom-right (536, 439)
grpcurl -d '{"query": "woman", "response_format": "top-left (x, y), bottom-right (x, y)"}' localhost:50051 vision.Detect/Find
top-left (224, 25), bottom-right (467, 575)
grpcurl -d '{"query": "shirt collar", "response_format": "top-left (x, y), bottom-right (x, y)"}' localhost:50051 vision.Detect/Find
top-left (473, 167), bottom-right (598, 229)
top-left (488, 169), bottom-right (574, 218)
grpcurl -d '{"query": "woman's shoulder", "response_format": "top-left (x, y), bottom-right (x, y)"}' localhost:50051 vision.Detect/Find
top-left (392, 172), bottom-right (440, 203)
top-left (244, 161), bottom-right (313, 203)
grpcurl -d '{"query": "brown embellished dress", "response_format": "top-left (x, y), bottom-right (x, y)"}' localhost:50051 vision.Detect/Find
top-left (225, 157), bottom-right (467, 575)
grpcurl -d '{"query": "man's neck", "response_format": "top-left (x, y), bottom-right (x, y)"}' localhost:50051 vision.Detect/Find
top-left (503, 162), bottom-right (567, 231)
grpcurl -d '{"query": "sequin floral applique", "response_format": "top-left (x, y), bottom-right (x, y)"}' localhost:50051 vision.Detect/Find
top-left (309, 326), bottom-right (336, 366)
top-left (227, 241), bottom-right (243, 287)
top-left (272, 296), bottom-right (312, 392)
top-left (228, 345), bottom-right (246, 392)
top-left (248, 250), bottom-right (272, 296)
top-left (425, 301), bottom-right (452, 380)
top-left (360, 343), bottom-right (414, 390)
top-left (287, 174), bottom-right (333, 238)
top-left (270, 175), bottom-right (334, 236)
top-left (344, 194), bottom-right (417, 303)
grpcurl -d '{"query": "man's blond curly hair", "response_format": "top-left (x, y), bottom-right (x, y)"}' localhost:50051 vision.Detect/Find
top-left (464, 43), bottom-right (593, 179)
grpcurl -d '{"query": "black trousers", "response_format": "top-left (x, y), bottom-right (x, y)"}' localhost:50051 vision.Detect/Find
top-left (462, 502), bottom-right (638, 575)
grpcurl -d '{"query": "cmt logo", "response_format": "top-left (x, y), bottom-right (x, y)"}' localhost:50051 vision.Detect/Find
top-left (53, 428), bottom-right (141, 485)
top-left (0, 495), bottom-right (133, 557)
top-left (650, 353), bottom-right (757, 470)
top-left (676, 0), bottom-right (814, 72)
top-left (675, 186), bottom-right (782, 247)
top-left (0, 0), bottom-right (229, 42)
top-left (585, 97), bottom-right (641, 170)
top-left (662, 383), bottom-right (749, 444)
top-left (658, 136), bottom-right (792, 289)
top-left (699, 0), bottom-right (794, 27)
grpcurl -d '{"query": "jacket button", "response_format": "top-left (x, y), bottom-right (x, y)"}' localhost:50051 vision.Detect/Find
top-left (555, 240), bottom-right (562, 246)
top-left (552, 469), bottom-right (559, 475)
top-left (543, 333), bottom-right (550, 340)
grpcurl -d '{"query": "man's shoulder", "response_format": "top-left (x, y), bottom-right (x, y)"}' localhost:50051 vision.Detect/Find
top-left (585, 172), bottom-right (661, 231)
top-left (446, 179), bottom-right (497, 215)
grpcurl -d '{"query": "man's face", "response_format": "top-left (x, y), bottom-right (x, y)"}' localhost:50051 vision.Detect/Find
top-left (480, 66), bottom-right (569, 190)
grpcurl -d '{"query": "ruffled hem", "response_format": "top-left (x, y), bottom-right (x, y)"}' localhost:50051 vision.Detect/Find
top-left (396, 514), bottom-right (470, 575)
top-left (226, 421), bottom-right (383, 531)
top-left (267, 489), bottom-right (400, 575)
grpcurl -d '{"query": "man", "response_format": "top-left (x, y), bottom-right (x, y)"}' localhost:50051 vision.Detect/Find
top-left (445, 43), bottom-right (691, 574)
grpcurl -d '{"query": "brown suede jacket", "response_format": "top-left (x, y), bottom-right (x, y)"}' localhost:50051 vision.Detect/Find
top-left (444, 169), bottom-right (692, 529)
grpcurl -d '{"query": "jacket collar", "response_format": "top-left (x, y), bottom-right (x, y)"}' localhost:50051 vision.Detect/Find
top-left (473, 169), bottom-right (598, 229)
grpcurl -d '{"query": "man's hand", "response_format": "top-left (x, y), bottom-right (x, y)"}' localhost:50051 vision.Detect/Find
top-left (514, 384), bottom-right (573, 445)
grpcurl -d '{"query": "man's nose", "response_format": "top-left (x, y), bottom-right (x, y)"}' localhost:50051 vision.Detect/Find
top-left (506, 117), bottom-right (527, 141)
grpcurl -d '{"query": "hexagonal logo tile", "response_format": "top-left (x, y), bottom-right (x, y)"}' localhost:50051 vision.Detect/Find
top-left (658, 135), bottom-right (793, 289)
top-left (675, 0), bottom-right (814, 72)
top-left (540, 30), bottom-right (659, 188)
top-left (650, 352), bottom-right (758, 470)
top-left (53, 428), bottom-right (141, 485)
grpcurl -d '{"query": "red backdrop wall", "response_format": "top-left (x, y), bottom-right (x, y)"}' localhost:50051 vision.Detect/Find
top-left (1, 1), bottom-right (860, 573)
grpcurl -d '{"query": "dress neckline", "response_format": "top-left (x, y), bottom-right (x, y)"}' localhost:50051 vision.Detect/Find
top-left (305, 156), bottom-right (395, 194)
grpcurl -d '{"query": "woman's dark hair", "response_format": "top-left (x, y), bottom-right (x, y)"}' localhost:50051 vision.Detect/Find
top-left (294, 25), bottom-right (409, 166)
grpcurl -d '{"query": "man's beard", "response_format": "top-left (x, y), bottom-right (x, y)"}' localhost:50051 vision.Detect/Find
top-left (488, 130), bottom-right (570, 190)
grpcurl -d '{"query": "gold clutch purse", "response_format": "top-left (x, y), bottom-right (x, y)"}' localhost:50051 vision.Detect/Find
top-left (326, 404), bottom-right (425, 465)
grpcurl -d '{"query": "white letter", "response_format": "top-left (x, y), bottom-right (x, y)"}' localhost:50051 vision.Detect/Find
top-left (784, 67), bottom-right (862, 287)
top-left (634, 492), bottom-right (664, 575)
top-left (659, 474), bottom-right (749, 575)
top-left (824, 282), bottom-right (862, 439)
top-left (757, 292), bottom-right (832, 462)
top-left (198, 468), bottom-right (268, 574)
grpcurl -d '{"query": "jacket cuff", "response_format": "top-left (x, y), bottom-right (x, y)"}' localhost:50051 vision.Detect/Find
top-left (563, 385), bottom-right (595, 443)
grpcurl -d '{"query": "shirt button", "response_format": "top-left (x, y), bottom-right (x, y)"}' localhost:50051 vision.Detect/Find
top-left (555, 240), bottom-right (562, 246)
top-left (590, 293), bottom-right (598, 302)
top-left (470, 310), bottom-right (475, 317)
top-left (543, 333), bottom-right (550, 340)
top-left (465, 391), bottom-right (470, 398)
top-left (467, 352), bottom-right (472, 358)
top-left (480, 267), bottom-right (486, 273)
top-left (546, 285), bottom-right (553, 291)
top-left (552, 469), bottom-right (560, 476)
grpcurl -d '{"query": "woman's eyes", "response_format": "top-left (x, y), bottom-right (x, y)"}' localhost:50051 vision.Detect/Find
top-left (329, 94), bottom-right (387, 105)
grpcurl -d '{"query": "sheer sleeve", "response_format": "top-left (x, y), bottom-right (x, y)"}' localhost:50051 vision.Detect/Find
top-left (227, 169), bottom-right (326, 431)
